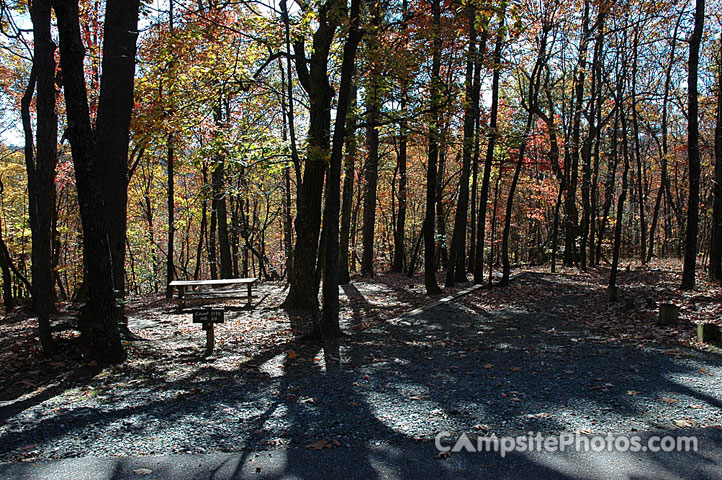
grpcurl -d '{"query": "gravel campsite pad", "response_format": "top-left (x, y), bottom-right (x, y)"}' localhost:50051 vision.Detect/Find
top-left (1, 269), bottom-right (721, 462)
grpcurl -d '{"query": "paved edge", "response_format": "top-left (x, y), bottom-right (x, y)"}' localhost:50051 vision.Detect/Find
top-left (2, 428), bottom-right (722, 480)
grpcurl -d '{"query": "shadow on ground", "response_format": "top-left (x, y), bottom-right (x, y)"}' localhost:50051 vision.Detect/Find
top-left (1, 272), bottom-right (721, 479)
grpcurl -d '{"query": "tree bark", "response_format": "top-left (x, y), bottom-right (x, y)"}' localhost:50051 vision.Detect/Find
top-left (710, 35), bottom-right (722, 283)
top-left (424, 0), bottom-right (442, 295)
top-left (213, 156), bottom-right (233, 279)
top-left (27, 0), bottom-right (58, 354)
top-left (165, 133), bottom-right (175, 296)
top-left (681, 0), bottom-right (704, 290)
top-left (319, 0), bottom-right (362, 337)
top-left (391, 89), bottom-right (408, 274)
top-left (94, 0), bottom-right (140, 328)
top-left (360, 2), bottom-right (381, 277)
top-left (474, 21), bottom-right (504, 284)
top-left (564, 0), bottom-right (589, 267)
top-left (284, 0), bottom-right (342, 310)
top-left (648, 9), bottom-right (683, 262)
top-left (446, 4), bottom-right (480, 286)
top-left (339, 88), bottom-right (358, 284)
top-left (53, 0), bottom-right (140, 363)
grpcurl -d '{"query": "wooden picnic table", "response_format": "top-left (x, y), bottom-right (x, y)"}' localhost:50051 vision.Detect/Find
top-left (169, 278), bottom-right (259, 309)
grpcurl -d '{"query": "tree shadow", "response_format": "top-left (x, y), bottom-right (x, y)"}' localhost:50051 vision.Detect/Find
top-left (1, 272), bottom-right (721, 479)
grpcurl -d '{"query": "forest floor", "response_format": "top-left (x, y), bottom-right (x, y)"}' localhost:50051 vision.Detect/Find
top-left (0, 261), bottom-right (721, 463)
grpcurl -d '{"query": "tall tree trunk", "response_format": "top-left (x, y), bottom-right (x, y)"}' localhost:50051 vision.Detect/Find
top-left (208, 192), bottom-right (218, 279)
top-left (424, 0), bottom-right (442, 295)
top-left (435, 140), bottom-right (448, 268)
top-left (609, 44), bottom-right (630, 296)
top-left (564, 0), bottom-right (589, 267)
top-left (0, 183), bottom-right (14, 311)
top-left (165, 133), bottom-right (175, 296)
top-left (360, 2), bottom-right (381, 277)
top-left (681, 0), bottom-right (704, 290)
top-left (588, 22), bottom-right (603, 268)
top-left (710, 35), bottom-right (722, 283)
top-left (53, 0), bottom-right (140, 363)
top-left (648, 9), bottom-right (683, 262)
top-left (194, 167), bottom-right (208, 280)
top-left (500, 133), bottom-right (529, 286)
top-left (339, 88), bottom-right (358, 284)
top-left (279, 60), bottom-right (294, 280)
top-left (392, 93), bottom-right (408, 274)
top-left (94, 0), bottom-right (140, 331)
top-left (391, 0), bottom-right (410, 275)
top-left (500, 20), bottom-right (548, 286)
top-left (25, 0), bottom-right (58, 354)
top-left (319, 0), bottom-right (362, 337)
top-left (284, 0), bottom-right (342, 310)
top-left (580, 9), bottom-right (604, 271)
top-left (164, 0), bottom-right (176, 297)
top-left (213, 156), bottom-right (233, 279)
top-left (609, 115), bottom-right (630, 297)
top-left (596, 114), bottom-right (619, 264)
top-left (474, 20), bottom-right (504, 284)
top-left (446, 4), bottom-right (481, 286)
top-left (630, 29), bottom-right (647, 264)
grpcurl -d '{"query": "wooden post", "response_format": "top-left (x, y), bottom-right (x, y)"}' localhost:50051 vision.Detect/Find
top-left (204, 322), bottom-right (215, 356)
top-left (247, 283), bottom-right (252, 307)
top-left (658, 304), bottom-right (679, 326)
top-left (178, 285), bottom-right (185, 310)
top-left (697, 323), bottom-right (721, 343)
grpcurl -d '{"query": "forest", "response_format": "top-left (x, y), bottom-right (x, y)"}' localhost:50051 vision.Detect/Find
top-left (0, 0), bottom-right (720, 366)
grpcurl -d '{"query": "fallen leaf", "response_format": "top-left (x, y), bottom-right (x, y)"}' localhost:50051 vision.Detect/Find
top-left (527, 412), bottom-right (552, 419)
top-left (287, 350), bottom-right (297, 360)
top-left (436, 451), bottom-right (451, 459)
top-left (306, 439), bottom-right (338, 450)
top-left (661, 397), bottom-right (678, 404)
top-left (674, 419), bottom-right (696, 428)
top-left (132, 468), bottom-right (153, 475)
top-left (627, 390), bottom-right (641, 396)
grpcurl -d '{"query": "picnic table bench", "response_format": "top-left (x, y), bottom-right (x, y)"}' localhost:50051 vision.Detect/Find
top-left (169, 278), bottom-right (259, 309)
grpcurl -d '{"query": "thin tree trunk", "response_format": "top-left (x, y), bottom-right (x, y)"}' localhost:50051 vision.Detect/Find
top-left (648, 10), bottom-right (683, 262)
top-left (681, 0), bottom-right (704, 290)
top-left (319, 0), bottom-right (362, 337)
top-left (710, 35), bottom-right (722, 283)
top-left (474, 21), bottom-right (503, 284)
top-left (446, 4), bottom-right (481, 286)
top-left (631, 29), bottom-right (647, 264)
top-left (424, 0), bottom-right (442, 295)
top-left (339, 88), bottom-right (358, 284)
top-left (361, 3), bottom-right (381, 277)
top-left (165, 133), bottom-right (175, 297)
top-left (194, 166), bottom-right (208, 280)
